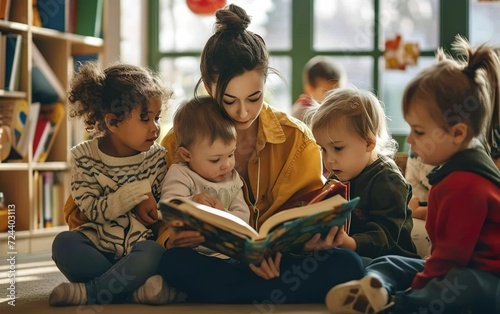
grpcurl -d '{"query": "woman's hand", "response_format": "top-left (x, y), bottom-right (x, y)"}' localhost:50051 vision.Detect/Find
top-left (192, 193), bottom-right (224, 210)
top-left (304, 225), bottom-right (356, 251)
top-left (249, 252), bottom-right (282, 280)
top-left (132, 192), bottom-right (159, 226)
top-left (166, 219), bottom-right (205, 249)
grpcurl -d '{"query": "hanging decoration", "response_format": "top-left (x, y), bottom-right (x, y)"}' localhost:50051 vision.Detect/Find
top-left (384, 34), bottom-right (420, 70)
top-left (186, 0), bottom-right (227, 15)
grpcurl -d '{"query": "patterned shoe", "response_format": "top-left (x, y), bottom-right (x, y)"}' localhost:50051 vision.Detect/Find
top-left (133, 275), bottom-right (187, 305)
top-left (326, 275), bottom-right (392, 314)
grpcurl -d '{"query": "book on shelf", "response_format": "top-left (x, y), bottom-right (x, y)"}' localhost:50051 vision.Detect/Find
top-left (160, 180), bottom-right (359, 264)
top-left (14, 102), bottom-right (40, 159)
top-left (32, 43), bottom-right (66, 105)
top-left (1, 98), bottom-right (28, 160)
top-left (36, 0), bottom-right (66, 32)
top-left (4, 33), bottom-right (22, 91)
top-left (0, 0), bottom-right (11, 21)
top-left (75, 0), bottom-right (103, 37)
top-left (32, 116), bottom-right (50, 163)
top-left (73, 53), bottom-right (99, 73)
top-left (41, 171), bottom-right (54, 228)
top-left (32, 102), bottom-right (65, 162)
top-left (0, 100), bottom-right (13, 160)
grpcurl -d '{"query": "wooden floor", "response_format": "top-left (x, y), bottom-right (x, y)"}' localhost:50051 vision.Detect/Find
top-left (3, 301), bottom-right (331, 314)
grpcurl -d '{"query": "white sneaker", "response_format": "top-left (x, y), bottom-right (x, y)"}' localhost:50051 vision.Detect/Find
top-left (326, 275), bottom-right (392, 314)
top-left (133, 275), bottom-right (187, 305)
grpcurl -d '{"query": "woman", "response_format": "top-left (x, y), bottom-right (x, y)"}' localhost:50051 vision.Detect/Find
top-left (149, 4), bottom-right (365, 305)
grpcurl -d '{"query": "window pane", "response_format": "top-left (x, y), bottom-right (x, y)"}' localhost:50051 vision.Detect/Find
top-left (470, 0), bottom-right (500, 45)
top-left (379, 57), bottom-right (435, 134)
top-left (159, 0), bottom-right (291, 52)
top-left (313, 0), bottom-right (374, 50)
top-left (380, 0), bottom-right (439, 51)
top-left (158, 57), bottom-right (201, 134)
top-left (333, 56), bottom-right (373, 90)
top-left (267, 56), bottom-right (292, 114)
top-left (120, 0), bottom-right (143, 65)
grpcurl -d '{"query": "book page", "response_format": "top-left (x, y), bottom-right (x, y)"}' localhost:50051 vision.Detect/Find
top-left (161, 198), bottom-right (260, 239)
top-left (258, 194), bottom-right (347, 237)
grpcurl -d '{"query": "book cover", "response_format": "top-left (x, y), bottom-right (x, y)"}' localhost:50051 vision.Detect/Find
top-left (0, 33), bottom-right (6, 89)
top-left (41, 171), bottom-right (54, 228)
top-left (73, 53), bottom-right (99, 73)
top-left (32, 117), bottom-right (51, 162)
top-left (34, 102), bottom-right (65, 162)
top-left (0, 0), bottom-right (11, 20)
top-left (37, 0), bottom-right (66, 32)
top-left (32, 44), bottom-right (66, 105)
top-left (15, 102), bottom-right (41, 159)
top-left (160, 182), bottom-right (359, 264)
top-left (75, 0), bottom-right (103, 37)
top-left (8, 99), bottom-right (28, 158)
top-left (4, 33), bottom-right (22, 91)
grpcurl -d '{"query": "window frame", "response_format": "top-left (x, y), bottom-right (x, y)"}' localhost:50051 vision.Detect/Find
top-left (148, 0), bottom-right (469, 142)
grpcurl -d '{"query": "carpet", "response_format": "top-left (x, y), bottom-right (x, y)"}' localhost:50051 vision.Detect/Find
top-left (0, 251), bottom-right (330, 314)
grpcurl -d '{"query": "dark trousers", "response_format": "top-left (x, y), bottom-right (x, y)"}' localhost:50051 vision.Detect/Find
top-left (160, 247), bottom-right (364, 304)
top-left (366, 255), bottom-right (500, 313)
top-left (52, 230), bottom-right (165, 304)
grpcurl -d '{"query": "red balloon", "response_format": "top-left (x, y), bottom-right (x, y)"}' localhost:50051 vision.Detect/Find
top-left (186, 0), bottom-right (227, 15)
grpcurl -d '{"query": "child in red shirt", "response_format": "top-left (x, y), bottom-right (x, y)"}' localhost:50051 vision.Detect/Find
top-left (326, 36), bottom-right (500, 314)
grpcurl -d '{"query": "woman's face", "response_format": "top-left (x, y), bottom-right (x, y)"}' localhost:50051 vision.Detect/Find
top-left (212, 70), bottom-right (265, 131)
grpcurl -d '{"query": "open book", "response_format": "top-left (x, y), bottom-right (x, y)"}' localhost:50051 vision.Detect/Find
top-left (160, 180), bottom-right (359, 264)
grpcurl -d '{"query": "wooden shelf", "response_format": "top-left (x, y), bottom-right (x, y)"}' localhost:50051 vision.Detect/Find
top-left (0, 90), bottom-right (27, 98)
top-left (32, 162), bottom-right (70, 171)
top-left (0, 0), bottom-right (106, 254)
top-left (0, 19), bottom-right (29, 32)
top-left (0, 162), bottom-right (29, 171)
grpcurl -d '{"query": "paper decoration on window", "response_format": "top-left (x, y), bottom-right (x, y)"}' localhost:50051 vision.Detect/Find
top-left (384, 34), bottom-right (420, 70)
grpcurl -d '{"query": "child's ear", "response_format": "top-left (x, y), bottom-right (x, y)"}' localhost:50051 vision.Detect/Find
top-left (366, 139), bottom-right (376, 152)
top-left (178, 147), bottom-right (191, 162)
top-left (451, 122), bottom-right (468, 144)
top-left (104, 113), bottom-right (119, 133)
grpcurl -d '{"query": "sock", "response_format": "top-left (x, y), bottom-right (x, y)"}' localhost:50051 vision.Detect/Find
top-left (133, 275), bottom-right (187, 305)
top-left (49, 282), bottom-right (87, 306)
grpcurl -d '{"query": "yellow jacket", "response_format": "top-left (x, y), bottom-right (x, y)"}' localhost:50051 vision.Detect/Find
top-left (64, 103), bottom-right (324, 248)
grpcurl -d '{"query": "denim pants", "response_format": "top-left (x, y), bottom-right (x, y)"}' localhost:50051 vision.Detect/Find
top-left (160, 247), bottom-right (364, 304)
top-left (366, 255), bottom-right (500, 313)
top-left (52, 230), bottom-right (165, 304)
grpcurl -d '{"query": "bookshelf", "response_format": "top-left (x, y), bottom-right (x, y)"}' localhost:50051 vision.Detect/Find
top-left (0, 0), bottom-right (106, 254)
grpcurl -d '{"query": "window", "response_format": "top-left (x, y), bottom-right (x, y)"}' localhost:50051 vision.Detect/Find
top-left (149, 0), bottom-right (471, 146)
top-left (154, 0), bottom-right (292, 134)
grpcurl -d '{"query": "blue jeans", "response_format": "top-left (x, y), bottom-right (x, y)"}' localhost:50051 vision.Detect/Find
top-left (160, 247), bottom-right (364, 304)
top-left (52, 230), bottom-right (165, 304)
top-left (366, 255), bottom-right (500, 313)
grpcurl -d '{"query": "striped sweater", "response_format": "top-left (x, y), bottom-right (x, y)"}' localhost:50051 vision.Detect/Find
top-left (71, 139), bottom-right (167, 258)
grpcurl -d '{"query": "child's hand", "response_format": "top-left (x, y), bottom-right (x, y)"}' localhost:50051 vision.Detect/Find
top-left (249, 252), bottom-right (282, 280)
top-left (166, 220), bottom-right (205, 249)
top-left (133, 192), bottom-right (159, 226)
top-left (192, 193), bottom-right (224, 210)
top-left (304, 225), bottom-right (356, 251)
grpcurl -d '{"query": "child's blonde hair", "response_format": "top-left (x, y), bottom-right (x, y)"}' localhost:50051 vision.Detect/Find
top-left (68, 62), bottom-right (172, 137)
top-left (402, 36), bottom-right (500, 156)
top-left (310, 86), bottom-right (397, 158)
top-left (174, 96), bottom-right (236, 150)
